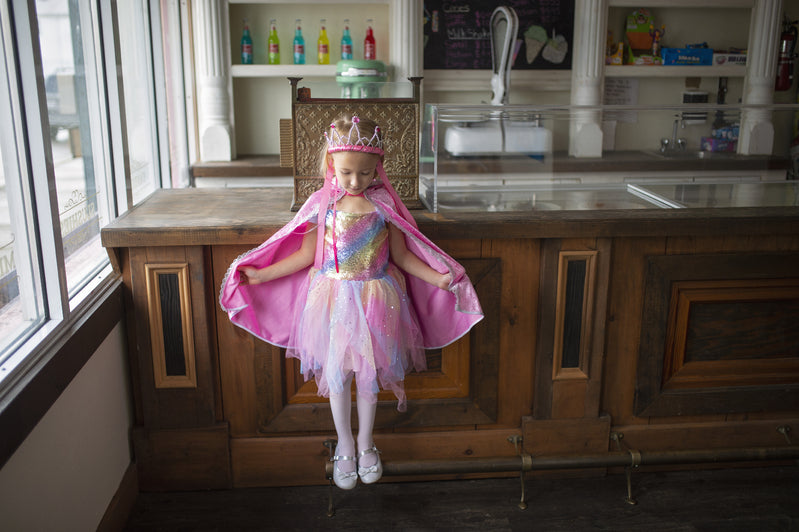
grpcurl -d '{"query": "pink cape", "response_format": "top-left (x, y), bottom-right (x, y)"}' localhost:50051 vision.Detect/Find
top-left (219, 184), bottom-right (483, 350)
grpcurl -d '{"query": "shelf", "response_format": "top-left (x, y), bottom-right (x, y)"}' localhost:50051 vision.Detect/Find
top-left (608, 0), bottom-right (753, 7)
top-left (605, 65), bottom-right (746, 78)
top-left (231, 64), bottom-right (338, 78)
top-left (228, 0), bottom-right (388, 4)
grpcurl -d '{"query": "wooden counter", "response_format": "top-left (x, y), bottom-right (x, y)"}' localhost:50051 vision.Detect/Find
top-left (103, 188), bottom-right (799, 490)
top-left (103, 187), bottom-right (799, 245)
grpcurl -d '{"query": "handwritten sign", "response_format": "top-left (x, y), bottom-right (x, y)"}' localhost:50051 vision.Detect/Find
top-left (423, 0), bottom-right (574, 70)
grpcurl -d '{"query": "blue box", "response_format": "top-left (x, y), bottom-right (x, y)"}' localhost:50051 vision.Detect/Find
top-left (661, 47), bottom-right (713, 66)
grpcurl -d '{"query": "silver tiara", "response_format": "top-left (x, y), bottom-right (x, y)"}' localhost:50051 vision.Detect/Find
top-left (324, 116), bottom-right (384, 153)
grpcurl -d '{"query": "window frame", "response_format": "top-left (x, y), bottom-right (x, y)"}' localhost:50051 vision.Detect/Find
top-left (0, 0), bottom-right (171, 466)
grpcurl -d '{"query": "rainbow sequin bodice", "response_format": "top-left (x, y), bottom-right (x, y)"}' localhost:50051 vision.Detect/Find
top-left (322, 210), bottom-right (388, 280)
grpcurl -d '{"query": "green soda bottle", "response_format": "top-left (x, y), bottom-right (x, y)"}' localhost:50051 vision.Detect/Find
top-left (268, 19), bottom-right (280, 64)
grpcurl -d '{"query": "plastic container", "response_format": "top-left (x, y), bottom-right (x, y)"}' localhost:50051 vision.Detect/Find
top-left (293, 19), bottom-right (305, 64)
top-left (335, 59), bottom-right (386, 98)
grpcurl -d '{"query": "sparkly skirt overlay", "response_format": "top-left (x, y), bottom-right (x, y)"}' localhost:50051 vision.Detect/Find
top-left (286, 209), bottom-right (426, 408)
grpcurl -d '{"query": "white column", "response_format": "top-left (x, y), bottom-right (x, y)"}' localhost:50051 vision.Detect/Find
top-left (192, 0), bottom-right (235, 161)
top-left (739, 0), bottom-right (782, 155)
top-left (390, 0), bottom-right (423, 81)
top-left (569, 0), bottom-right (607, 158)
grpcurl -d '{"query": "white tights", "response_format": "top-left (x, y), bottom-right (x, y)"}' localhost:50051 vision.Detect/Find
top-left (328, 374), bottom-right (378, 473)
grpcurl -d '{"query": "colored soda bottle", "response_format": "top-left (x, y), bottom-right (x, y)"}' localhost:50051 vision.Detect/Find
top-left (268, 19), bottom-right (280, 64)
top-left (317, 19), bottom-right (330, 64)
top-left (364, 19), bottom-right (376, 60)
top-left (293, 19), bottom-right (305, 64)
top-left (340, 19), bottom-right (353, 60)
top-left (240, 19), bottom-right (253, 64)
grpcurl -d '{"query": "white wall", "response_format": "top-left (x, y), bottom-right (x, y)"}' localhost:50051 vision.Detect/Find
top-left (0, 323), bottom-right (132, 532)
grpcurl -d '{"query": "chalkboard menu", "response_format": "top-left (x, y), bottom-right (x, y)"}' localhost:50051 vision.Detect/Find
top-left (423, 1), bottom-right (574, 70)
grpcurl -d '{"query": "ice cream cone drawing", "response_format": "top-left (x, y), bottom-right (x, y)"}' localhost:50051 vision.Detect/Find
top-left (524, 25), bottom-right (547, 64)
top-left (542, 28), bottom-right (568, 64)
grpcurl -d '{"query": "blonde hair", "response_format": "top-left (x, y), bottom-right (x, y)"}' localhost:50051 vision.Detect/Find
top-left (318, 115), bottom-right (384, 175)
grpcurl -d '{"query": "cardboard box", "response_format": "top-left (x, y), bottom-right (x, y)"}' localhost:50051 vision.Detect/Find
top-left (712, 53), bottom-right (747, 67)
top-left (625, 9), bottom-right (655, 50)
top-left (661, 47), bottom-right (713, 66)
top-left (626, 48), bottom-right (662, 65)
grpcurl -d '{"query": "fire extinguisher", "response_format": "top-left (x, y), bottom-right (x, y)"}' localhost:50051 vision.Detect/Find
top-left (775, 16), bottom-right (798, 91)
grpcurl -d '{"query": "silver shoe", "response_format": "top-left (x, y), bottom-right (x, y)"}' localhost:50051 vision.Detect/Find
top-left (357, 445), bottom-right (383, 484)
top-left (331, 449), bottom-right (357, 490)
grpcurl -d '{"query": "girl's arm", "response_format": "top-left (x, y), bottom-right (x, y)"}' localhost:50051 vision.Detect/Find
top-left (239, 227), bottom-right (317, 285)
top-left (389, 224), bottom-right (451, 290)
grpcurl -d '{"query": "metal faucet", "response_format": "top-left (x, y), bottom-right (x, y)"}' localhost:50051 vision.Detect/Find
top-left (660, 116), bottom-right (687, 154)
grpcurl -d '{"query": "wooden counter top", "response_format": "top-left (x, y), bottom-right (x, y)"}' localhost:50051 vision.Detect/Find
top-left (101, 187), bottom-right (799, 248)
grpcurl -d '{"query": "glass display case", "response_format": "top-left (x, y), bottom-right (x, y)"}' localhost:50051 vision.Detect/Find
top-left (631, 181), bottom-right (799, 209)
top-left (420, 102), bottom-right (799, 213)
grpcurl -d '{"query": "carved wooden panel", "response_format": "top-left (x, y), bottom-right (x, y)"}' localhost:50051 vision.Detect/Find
top-left (552, 250), bottom-right (598, 381)
top-left (536, 239), bottom-right (610, 420)
top-left (288, 100), bottom-right (421, 209)
top-left (129, 246), bottom-right (217, 431)
top-left (636, 252), bottom-right (799, 416)
top-left (144, 263), bottom-right (197, 389)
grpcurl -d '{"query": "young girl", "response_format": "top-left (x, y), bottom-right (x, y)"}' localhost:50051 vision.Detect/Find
top-left (219, 115), bottom-right (483, 490)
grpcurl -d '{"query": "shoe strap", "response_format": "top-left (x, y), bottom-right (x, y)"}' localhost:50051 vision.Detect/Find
top-left (331, 454), bottom-right (355, 462)
top-left (358, 445), bottom-right (381, 458)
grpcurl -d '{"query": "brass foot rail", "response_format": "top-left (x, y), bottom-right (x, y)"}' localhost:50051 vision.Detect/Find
top-left (323, 430), bottom-right (799, 517)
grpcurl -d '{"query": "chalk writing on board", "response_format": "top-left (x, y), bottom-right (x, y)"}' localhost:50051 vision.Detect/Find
top-left (423, 0), bottom-right (574, 70)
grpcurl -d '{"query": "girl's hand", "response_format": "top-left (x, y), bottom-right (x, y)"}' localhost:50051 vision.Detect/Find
top-left (238, 266), bottom-right (263, 285)
top-left (437, 272), bottom-right (452, 290)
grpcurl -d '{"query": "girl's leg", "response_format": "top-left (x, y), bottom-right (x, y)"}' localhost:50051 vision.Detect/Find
top-left (329, 374), bottom-right (355, 475)
top-left (355, 390), bottom-right (378, 468)
top-left (356, 388), bottom-right (382, 484)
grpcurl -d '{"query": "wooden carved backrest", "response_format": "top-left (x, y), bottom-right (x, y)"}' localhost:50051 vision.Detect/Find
top-left (287, 101), bottom-right (420, 210)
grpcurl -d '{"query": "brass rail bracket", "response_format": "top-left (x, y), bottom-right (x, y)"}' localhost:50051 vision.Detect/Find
top-left (323, 439), bottom-right (337, 517)
top-left (777, 425), bottom-right (792, 445)
top-left (776, 425), bottom-right (798, 466)
top-left (507, 434), bottom-right (530, 510)
top-left (611, 431), bottom-right (639, 505)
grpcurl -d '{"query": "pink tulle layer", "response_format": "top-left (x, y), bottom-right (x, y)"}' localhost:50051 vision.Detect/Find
top-left (286, 264), bottom-right (427, 411)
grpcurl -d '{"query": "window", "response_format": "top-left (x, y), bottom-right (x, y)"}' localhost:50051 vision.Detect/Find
top-left (0, 0), bottom-right (168, 387)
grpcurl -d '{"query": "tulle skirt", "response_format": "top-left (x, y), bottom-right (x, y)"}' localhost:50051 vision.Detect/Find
top-left (286, 264), bottom-right (426, 411)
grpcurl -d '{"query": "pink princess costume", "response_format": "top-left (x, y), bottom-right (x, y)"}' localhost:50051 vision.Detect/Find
top-left (219, 118), bottom-right (483, 411)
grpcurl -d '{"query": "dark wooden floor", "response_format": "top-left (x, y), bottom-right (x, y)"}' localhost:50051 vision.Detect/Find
top-left (124, 466), bottom-right (799, 531)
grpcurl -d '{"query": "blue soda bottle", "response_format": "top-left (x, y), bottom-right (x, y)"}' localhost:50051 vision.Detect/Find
top-left (241, 19), bottom-right (253, 64)
top-left (293, 19), bottom-right (305, 64)
top-left (341, 19), bottom-right (353, 60)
